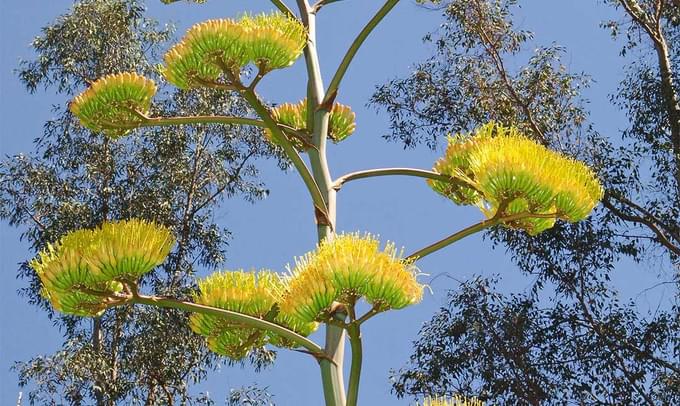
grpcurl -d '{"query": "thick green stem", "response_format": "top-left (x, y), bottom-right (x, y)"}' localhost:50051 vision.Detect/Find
top-left (406, 212), bottom-right (558, 261)
top-left (324, 0), bottom-right (399, 104)
top-left (319, 312), bottom-right (347, 406)
top-left (346, 324), bottom-right (362, 406)
top-left (129, 294), bottom-right (323, 355)
top-left (297, 1), bottom-right (345, 405)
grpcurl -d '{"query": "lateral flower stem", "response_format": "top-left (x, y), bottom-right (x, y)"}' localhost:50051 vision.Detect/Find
top-left (142, 115), bottom-right (266, 128)
top-left (323, 0), bottom-right (399, 105)
top-left (248, 62), bottom-right (269, 90)
top-left (312, 0), bottom-right (345, 12)
top-left (406, 211), bottom-right (559, 262)
top-left (239, 87), bottom-right (331, 224)
top-left (269, 0), bottom-right (298, 20)
top-left (128, 293), bottom-right (325, 356)
top-left (113, 108), bottom-right (313, 144)
top-left (332, 167), bottom-right (479, 192)
top-left (355, 306), bottom-right (381, 325)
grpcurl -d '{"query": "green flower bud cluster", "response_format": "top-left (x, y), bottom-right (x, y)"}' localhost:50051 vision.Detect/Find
top-left (267, 98), bottom-right (357, 150)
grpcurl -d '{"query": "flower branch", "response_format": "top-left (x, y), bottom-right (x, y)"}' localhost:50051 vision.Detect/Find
top-left (323, 0), bottom-right (400, 105)
top-left (332, 167), bottom-right (478, 192)
top-left (406, 211), bottom-right (560, 261)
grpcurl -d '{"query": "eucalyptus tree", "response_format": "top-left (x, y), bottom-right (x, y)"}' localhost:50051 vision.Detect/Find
top-left (1, 0), bottom-right (278, 404)
top-left (14, 1), bottom-right (605, 406)
top-left (370, 0), bottom-right (679, 404)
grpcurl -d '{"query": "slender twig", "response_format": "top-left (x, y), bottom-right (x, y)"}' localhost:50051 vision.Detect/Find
top-left (602, 195), bottom-right (680, 256)
top-left (323, 0), bottom-right (399, 105)
top-left (470, 0), bottom-right (545, 143)
top-left (189, 150), bottom-right (257, 218)
top-left (406, 212), bottom-right (558, 261)
top-left (576, 274), bottom-right (657, 405)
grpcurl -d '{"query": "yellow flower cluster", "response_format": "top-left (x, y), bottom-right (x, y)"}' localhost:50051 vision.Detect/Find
top-left (422, 395), bottom-right (485, 406)
top-left (267, 98), bottom-right (356, 149)
top-left (30, 219), bottom-right (174, 316)
top-left (430, 123), bottom-right (603, 235)
top-left (281, 234), bottom-right (423, 323)
top-left (70, 72), bottom-right (157, 138)
top-left (189, 270), bottom-right (317, 358)
top-left (162, 12), bottom-right (306, 89)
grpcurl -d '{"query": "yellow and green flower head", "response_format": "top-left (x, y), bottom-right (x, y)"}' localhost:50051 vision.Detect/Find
top-left (30, 220), bottom-right (173, 316)
top-left (429, 123), bottom-right (603, 235)
top-left (422, 395), bottom-right (485, 406)
top-left (70, 72), bottom-right (157, 138)
top-left (162, 18), bottom-right (247, 89)
top-left (189, 270), bottom-right (317, 359)
top-left (266, 98), bottom-right (357, 149)
top-left (241, 12), bottom-right (307, 71)
top-left (82, 219), bottom-right (175, 281)
top-left (31, 236), bottom-right (114, 317)
top-left (29, 219), bottom-right (173, 316)
top-left (161, 12), bottom-right (305, 89)
top-left (327, 103), bottom-right (357, 142)
top-left (281, 234), bottom-right (423, 323)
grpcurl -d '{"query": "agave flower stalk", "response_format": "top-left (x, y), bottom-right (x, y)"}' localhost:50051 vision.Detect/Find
top-left (51, 1), bottom-right (607, 405)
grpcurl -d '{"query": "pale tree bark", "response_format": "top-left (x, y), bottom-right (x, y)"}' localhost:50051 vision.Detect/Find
top-left (619, 0), bottom-right (680, 194)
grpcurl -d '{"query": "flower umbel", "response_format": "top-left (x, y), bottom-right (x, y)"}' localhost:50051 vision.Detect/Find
top-left (189, 270), bottom-right (317, 359)
top-left (30, 219), bottom-right (174, 316)
top-left (422, 395), bottom-right (485, 406)
top-left (429, 123), bottom-right (603, 235)
top-left (281, 233), bottom-right (423, 323)
top-left (162, 12), bottom-right (306, 89)
top-left (162, 18), bottom-right (247, 89)
top-left (241, 12), bottom-right (307, 71)
top-left (70, 72), bottom-right (157, 138)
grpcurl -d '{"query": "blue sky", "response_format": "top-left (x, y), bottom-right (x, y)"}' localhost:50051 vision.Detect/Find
top-left (0, 1), bottom-right (669, 404)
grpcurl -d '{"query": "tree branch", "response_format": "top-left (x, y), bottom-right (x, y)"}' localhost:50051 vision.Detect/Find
top-left (618, 0), bottom-right (680, 190)
top-left (471, 0), bottom-right (546, 144)
top-left (188, 150), bottom-right (258, 218)
top-left (602, 194), bottom-right (680, 256)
